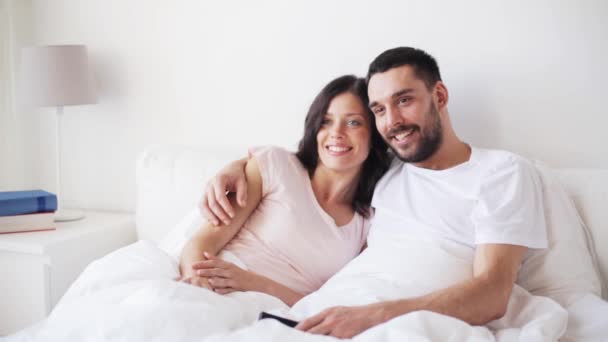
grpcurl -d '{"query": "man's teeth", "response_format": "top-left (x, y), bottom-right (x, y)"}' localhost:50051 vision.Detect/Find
top-left (394, 129), bottom-right (414, 141)
top-left (327, 146), bottom-right (351, 152)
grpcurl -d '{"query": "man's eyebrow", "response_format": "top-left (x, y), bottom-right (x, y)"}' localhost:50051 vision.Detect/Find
top-left (391, 88), bottom-right (415, 98)
top-left (369, 88), bottom-right (415, 109)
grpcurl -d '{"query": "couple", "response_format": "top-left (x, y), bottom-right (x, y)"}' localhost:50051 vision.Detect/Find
top-left (179, 46), bottom-right (547, 338)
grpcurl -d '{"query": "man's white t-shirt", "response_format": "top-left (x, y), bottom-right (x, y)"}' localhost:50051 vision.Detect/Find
top-left (369, 147), bottom-right (548, 249)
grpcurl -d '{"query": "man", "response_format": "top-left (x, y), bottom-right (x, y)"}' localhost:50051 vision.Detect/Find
top-left (199, 47), bottom-right (547, 338)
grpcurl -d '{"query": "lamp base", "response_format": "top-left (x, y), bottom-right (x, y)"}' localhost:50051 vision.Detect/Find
top-left (54, 209), bottom-right (86, 222)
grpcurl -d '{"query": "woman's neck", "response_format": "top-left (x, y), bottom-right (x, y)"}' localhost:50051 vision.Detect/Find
top-left (310, 165), bottom-right (360, 206)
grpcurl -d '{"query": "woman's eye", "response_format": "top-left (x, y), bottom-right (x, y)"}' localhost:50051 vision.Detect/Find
top-left (321, 119), bottom-right (331, 126)
top-left (348, 120), bottom-right (361, 126)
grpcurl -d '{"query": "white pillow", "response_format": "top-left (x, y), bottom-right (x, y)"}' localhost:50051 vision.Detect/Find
top-left (157, 208), bottom-right (204, 261)
top-left (562, 293), bottom-right (608, 341)
top-left (135, 145), bottom-right (243, 244)
top-left (517, 162), bottom-right (602, 306)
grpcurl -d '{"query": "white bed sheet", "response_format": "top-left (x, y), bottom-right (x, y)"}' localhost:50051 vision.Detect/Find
top-left (561, 293), bottom-right (608, 341)
top-left (3, 241), bottom-right (288, 342)
top-left (5, 235), bottom-right (607, 341)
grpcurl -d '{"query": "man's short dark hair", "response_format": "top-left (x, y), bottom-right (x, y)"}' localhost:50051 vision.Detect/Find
top-left (366, 47), bottom-right (442, 89)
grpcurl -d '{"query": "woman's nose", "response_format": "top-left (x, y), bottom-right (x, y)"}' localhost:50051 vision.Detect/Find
top-left (329, 123), bottom-right (345, 138)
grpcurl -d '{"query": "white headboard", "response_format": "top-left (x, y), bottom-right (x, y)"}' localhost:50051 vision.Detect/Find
top-left (553, 168), bottom-right (608, 295)
top-left (135, 144), bottom-right (243, 243)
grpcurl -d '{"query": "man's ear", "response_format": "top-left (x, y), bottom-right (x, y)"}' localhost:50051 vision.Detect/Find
top-left (434, 81), bottom-right (449, 110)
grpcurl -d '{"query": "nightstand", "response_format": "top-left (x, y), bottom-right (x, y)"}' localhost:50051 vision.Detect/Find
top-left (0, 210), bottom-right (137, 335)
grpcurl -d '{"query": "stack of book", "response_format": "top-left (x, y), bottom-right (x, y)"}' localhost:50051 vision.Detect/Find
top-left (0, 190), bottom-right (58, 234)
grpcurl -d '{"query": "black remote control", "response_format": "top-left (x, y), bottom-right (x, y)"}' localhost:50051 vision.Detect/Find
top-left (258, 311), bottom-right (300, 328)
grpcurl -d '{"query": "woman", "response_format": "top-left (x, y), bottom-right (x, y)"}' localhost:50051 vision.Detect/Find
top-left (178, 75), bottom-right (390, 306)
top-left (4, 75), bottom-right (390, 342)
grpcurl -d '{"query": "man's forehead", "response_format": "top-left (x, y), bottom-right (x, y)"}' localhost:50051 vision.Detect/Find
top-left (367, 65), bottom-right (423, 101)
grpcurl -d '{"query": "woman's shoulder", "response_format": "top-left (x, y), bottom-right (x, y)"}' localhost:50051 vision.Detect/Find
top-left (249, 145), bottom-right (292, 159)
top-left (248, 146), bottom-right (305, 188)
top-left (249, 145), bottom-right (302, 168)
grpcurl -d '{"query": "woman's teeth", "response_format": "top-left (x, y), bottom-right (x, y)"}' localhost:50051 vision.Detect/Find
top-left (327, 146), bottom-right (351, 152)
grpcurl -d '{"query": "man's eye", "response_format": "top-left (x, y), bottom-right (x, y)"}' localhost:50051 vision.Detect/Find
top-left (399, 97), bottom-right (410, 105)
top-left (373, 108), bottom-right (385, 115)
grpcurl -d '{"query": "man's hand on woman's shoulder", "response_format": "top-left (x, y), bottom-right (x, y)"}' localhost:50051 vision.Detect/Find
top-left (199, 157), bottom-right (249, 226)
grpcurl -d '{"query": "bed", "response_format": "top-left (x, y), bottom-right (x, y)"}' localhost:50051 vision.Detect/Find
top-left (5, 144), bottom-right (608, 341)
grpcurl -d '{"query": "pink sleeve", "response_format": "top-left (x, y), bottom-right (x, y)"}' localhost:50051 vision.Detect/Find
top-left (247, 146), bottom-right (291, 197)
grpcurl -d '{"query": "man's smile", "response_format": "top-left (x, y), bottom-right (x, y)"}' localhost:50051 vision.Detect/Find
top-left (389, 126), bottom-right (418, 147)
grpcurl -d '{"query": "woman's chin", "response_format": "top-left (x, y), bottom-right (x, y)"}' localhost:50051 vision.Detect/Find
top-left (319, 158), bottom-right (365, 174)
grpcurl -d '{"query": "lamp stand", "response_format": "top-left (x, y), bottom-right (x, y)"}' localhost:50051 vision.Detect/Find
top-left (54, 106), bottom-right (85, 222)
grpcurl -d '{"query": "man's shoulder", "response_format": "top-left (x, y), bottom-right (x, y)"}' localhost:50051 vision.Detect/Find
top-left (371, 157), bottom-right (406, 205)
top-left (473, 147), bottom-right (534, 174)
top-left (472, 147), bottom-right (540, 191)
top-left (377, 156), bottom-right (405, 183)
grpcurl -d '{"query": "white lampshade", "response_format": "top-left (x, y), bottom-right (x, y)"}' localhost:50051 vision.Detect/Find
top-left (20, 45), bottom-right (97, 107)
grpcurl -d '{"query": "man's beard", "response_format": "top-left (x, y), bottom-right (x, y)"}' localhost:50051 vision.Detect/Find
top-left (386, 102), bottom-right (443, 163)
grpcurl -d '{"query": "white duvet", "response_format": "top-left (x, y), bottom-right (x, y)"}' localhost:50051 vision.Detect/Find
top-left (5, 236), bottom-right (570, 342)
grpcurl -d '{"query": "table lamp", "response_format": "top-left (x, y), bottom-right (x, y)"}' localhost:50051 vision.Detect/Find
top-left (20, 45), bottom-right (97, 222)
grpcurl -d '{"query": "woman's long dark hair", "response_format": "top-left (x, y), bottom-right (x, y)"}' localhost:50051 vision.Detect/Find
top-left (296, 75), bottom-right (390, 218)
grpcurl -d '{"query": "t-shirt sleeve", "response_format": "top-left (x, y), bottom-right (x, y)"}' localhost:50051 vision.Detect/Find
top-left (471, 156), bottom-right (548, 249)
top-left (248, 146), bottom-right (291, 197)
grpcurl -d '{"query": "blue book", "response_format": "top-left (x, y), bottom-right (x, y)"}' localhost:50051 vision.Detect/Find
top-left (0, 190), bottom-right (58, 216)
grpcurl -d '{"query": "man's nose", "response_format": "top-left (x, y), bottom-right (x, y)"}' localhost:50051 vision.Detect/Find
top-left (385, 106), bottom-right (402, 128)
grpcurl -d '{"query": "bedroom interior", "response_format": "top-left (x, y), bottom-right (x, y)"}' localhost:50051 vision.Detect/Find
top-left (0, 0), bottom-right (607, 340)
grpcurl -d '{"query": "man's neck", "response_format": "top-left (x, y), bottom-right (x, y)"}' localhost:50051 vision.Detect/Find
top-left (412, 140), bottom-right (471, 171)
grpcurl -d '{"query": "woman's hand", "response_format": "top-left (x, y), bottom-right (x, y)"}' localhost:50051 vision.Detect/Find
top-left (175, 264), bottom-right (214, 290)
top-left (191, 252), bottom-right (304, 305)
top-left (176, 274), bottom-right (214, 290)
top-left (191, 253), bottom-right (262, 294)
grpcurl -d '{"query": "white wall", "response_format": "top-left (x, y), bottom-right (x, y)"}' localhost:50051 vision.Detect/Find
top-left (0, 0), bottom-right (32, 191)
top-left (2, 0), bottom-right (607, 212)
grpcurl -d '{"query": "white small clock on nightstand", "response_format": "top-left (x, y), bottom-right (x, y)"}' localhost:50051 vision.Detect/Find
top-left (0, 210), bottom-right (137, 335)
